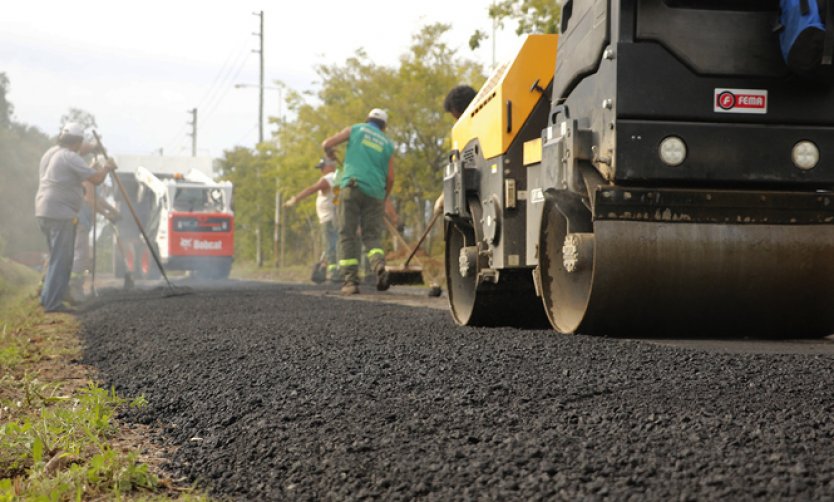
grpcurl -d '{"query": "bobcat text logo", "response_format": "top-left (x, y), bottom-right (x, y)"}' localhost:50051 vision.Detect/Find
top-left (194, 240), bottom-right (222, 250)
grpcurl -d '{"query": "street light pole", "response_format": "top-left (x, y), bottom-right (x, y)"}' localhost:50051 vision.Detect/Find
top-left (253, 10), bottom-right (264, 144)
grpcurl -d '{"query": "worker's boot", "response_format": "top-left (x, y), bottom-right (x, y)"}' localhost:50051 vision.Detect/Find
top-left (373, 260), bottom-right (390, 292)
top-left (340, 265), bottom-right (360, 295)
top-left (340, 282), bottom-right (359, 296)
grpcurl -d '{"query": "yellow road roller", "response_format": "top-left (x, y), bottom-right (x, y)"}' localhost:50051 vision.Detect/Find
top-left (443, 1), bottom-right (834, 337)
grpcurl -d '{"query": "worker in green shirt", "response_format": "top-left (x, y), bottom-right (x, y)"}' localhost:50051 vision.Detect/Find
top-left (322, 108), bottom-right (395, 295)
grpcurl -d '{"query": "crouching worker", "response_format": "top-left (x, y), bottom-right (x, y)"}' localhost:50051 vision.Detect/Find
top-left (69, 180), bottom-right (120, 302)
top-left (284, 157), bottom-right (341, 283)
top-left (322, 108), bottom-right (395, 295)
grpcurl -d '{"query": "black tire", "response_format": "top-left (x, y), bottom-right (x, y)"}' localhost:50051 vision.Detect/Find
top-left (193, 257), bottom-right (232, 280)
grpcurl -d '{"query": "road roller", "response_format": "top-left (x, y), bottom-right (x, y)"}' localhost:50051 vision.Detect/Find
top-left (443, 0), bottom-right (834, 337)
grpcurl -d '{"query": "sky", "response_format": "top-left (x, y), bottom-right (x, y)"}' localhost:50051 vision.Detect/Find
top-left (0, 1), bottom-right (524, 159)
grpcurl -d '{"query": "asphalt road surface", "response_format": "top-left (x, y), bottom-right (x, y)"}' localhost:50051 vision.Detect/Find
top-left (79, 280), bottom-right (834, 500)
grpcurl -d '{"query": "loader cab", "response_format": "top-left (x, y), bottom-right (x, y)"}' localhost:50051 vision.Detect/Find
top-left (172, 186), bottom-right (226, 213)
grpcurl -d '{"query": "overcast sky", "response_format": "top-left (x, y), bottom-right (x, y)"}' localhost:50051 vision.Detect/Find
top-left (1, 1), bottom-right (523, 158)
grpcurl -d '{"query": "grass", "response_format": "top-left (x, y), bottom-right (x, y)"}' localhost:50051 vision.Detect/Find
top-left (231, 260), bottom-right (312, 283)
top-left (0, 257), bottom-right (209, 501)
top-left (231, 248), bottom-right (447, 287)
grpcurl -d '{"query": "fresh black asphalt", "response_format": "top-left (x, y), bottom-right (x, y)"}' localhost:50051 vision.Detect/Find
top-left (79, 282), bottom-right (834, 500)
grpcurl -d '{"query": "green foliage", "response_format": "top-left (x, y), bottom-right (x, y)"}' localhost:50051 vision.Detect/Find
top-left (0, 74), bottom-right (52, 260)
top-left (0, 382), bottom-right (157, 499)
top-left (0, 260), bottom-right (206, 501)
top-left (59, 108), bottom-right (97, 131)
top-left (217, 146), bottom-right (276, 263)
top-left (0, 73), bottom-right (12, 129)
top-left (0, 256), bottom-right (39, 300)
top-left (491, 0), bottom-right (562, 35)
top-left (221, 24), bottom-right (484, 265)
top-left (0, 78), bottom-right (99, 262)
top-left (471, 0), bottom-right (562, 49)
top-left (0, 258), bottom-right (41, 370)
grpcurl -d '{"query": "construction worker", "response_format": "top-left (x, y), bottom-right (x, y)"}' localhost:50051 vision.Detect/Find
top-left (444, 85), bottom-right (477, 120)
top-left (35, 122), bottom-right (114, 312)
top-left (284, 157), bottom-right (341, 282)
top-left (431, 85), bottom-right (479, 220)
top-left (322, 108), bottom-right (395, 295)
top-left (69, 180), bottom-right (119, 301)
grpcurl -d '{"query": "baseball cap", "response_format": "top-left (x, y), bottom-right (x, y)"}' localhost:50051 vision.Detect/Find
top-left (315, 158), bottom-right (334, 169)
top-left (60, 122), bottom-right (85, 139)
top-left (367, 108), bottom-right (388, 123)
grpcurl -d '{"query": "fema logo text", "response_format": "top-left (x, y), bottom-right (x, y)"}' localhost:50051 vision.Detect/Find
top-left (714, 88), bottom-right (768, 114)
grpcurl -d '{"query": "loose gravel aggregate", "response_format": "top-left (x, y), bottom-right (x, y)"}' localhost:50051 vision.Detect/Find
top-left (79, 282), bottom-right (834, 500)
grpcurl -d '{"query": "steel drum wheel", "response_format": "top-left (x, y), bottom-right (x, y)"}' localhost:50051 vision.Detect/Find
top-left (445, 218), bottom-right (479, 325)
top-left (445, 199), bottom-right (550, 328)
top-left (537, 194), bottom-right (834, 338)
top-left (538, 198), bottom-right (593, 334)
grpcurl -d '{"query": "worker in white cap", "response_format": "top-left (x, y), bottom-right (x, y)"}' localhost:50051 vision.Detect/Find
top-left (322, 108), bottom-right (395, 295)
top-left (35, 122), bottom-right (115, 312)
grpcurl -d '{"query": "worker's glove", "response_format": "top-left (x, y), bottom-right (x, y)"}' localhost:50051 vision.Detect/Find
top-left (105, 158), bottom-right (117, 172)
top-left (433, 194), bottom-right (444, 215)
top-left (284, 196), bottom-right (297, 208)
top-left (79, 141), bottom-right (98, 156)
top-left (108, 210), bottom-right (122, 223)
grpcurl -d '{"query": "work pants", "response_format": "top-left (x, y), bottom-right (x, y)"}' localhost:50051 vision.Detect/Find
top-left (338, 186), bottom-right (385, 285)
top-left (38, 217), bottom-right (77, 311)
top-left (321, 219), bottom-right (339, 279)
top-left (72, 224), bottom-right (90, 276)
top-left (72, 206), bottom-right (93, 276)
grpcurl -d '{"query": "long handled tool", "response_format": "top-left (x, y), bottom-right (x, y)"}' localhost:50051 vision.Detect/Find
top-left (91, 184), bottom-right (98, 297)
top-left (401, 205), bottom-right (442, 270)
top-left (91, 131), bottom-right (189, 298)
top-left (383, 218), bottom-right (424, 285)
top-left (383, 207), bottom-right (443, 296)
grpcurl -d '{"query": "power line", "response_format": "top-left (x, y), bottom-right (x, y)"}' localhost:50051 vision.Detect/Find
top-left (196, 44), bottom-right (243, 110)
top-left (163, 33), bottom-right (251, 154)
top-left (233, 123), bottom-right (259, 147)
top-left (200, 47), bottom-right (251, 118)
top-left (201, 52), bottom-right (252, 125)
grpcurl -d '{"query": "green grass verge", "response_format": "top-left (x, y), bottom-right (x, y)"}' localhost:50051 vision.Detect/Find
top-left (0, 258), bottom-right (209, 501)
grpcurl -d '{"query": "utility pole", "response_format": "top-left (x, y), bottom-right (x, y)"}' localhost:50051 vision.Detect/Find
top-left (272, 187), bottom-right (284, 268)
top-left (253, 11), bottom-right (264, 267)
top-left (253, 10), bottom-right (264, 144)
top-left (187, 108), bottom-right (197, 157)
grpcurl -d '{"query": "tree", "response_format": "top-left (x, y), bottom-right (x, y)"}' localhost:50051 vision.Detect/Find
top-left (470, 0), bottom-right (562, 50)
top-left (216, 146), bottom-right (276, 263)
top-left (60, 108), bottom-right (97, 131)
top-left (221, 24), bottom-right (485, 266)
top-left (0, 74), bottom-right (52, 259)
top-left (0, 73), bottom-right (13, 129)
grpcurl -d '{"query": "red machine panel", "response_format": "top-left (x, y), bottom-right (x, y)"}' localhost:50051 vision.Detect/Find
top-left (168, 212), bottom-right (234, 257)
